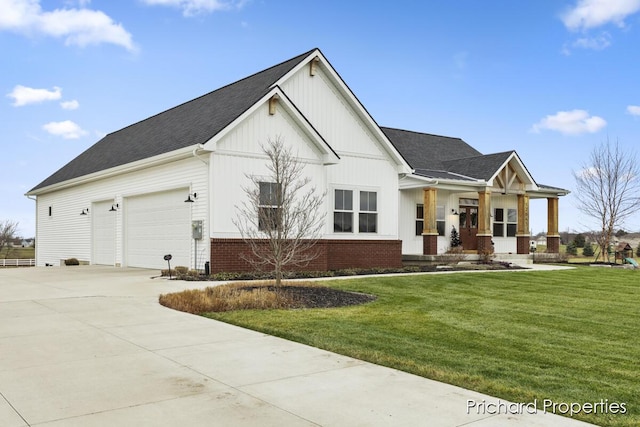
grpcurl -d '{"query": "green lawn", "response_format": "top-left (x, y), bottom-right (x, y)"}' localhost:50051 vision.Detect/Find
top-left (0, 246), bottom-right (34, 259)
top-left (206, 268), bottom-right (639, 427)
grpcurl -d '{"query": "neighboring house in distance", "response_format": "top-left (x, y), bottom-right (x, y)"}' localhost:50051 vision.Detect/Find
top-left (26, 48), bottom-right (568, 271)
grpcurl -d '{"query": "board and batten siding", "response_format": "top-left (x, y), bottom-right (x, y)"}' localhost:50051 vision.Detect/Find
top-left (35, 156), bottom-right (208, 268)
top-left (209, 77), bottom-right (400, 240)
top-left (399, 189), bottom-right (456, 254)
top-left (209, 101), bottom-right (326, 237)
top-left (281, 64), bottom-right (386, 158)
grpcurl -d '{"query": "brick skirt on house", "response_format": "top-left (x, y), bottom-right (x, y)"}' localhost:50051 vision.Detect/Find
top-left (209, 238), bottom-right (403, 273)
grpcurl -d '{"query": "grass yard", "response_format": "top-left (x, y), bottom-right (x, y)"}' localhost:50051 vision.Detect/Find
top-left (0, 246), bottom-right (34, 259)
top-left (205, 267), bottom-right (639, 427)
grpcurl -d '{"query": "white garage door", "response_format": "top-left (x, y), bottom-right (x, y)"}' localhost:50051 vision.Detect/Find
top-left (125, 189), bottom-right (191, 269)
top-left (92, 200), bottom-right (116, 265)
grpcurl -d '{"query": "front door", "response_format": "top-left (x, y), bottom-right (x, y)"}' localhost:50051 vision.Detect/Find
top-left (459, 206), bottom-right (478, 250)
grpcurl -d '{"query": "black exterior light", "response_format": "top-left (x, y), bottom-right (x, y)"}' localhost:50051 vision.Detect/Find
top-left (184, 192), bottom-right (197, 203)
top-left (451, 209), bottom-right (459, 215)
top-left (80, 208), bottom-right (89, 215)
top-left (109, 203), bottom-right (119, 212)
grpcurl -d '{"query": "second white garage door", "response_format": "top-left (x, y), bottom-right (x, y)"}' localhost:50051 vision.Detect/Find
top-left (125, 189), bottom-right (191, 269)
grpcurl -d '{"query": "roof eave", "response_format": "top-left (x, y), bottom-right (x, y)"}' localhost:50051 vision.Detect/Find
top-left (25, 145), bottom-right (202, 196)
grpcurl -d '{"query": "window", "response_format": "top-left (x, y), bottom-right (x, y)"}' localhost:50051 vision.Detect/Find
top-left (493, 208), bottom-right (504, 237)
top-left (416, 204), bottom-right (445, 236)
top-left (258, 182), bottom-right (281, 231)
top-left (359, 191), bottom-right (377, 233)
top-left (507, 208), bottom-right (517, 237)
top-left (334, 189), bottom-right (353, 232)
top-left (415, 204), bottom-right (424, 236)
top-left (493, 208), bottom-right (517, 237)
top-left (436, 206), bottom-right (445, 236)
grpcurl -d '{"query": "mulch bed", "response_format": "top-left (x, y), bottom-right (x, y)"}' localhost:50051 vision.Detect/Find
top-left (239, 285), bottom-right (377, 309)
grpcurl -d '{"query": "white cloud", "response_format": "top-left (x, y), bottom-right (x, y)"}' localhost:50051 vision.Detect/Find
top-left (42, 120), bottom-right (87, 139)
top-left (141, 0), bottom-right (246, 16)
top-left (7, 85), bottom-right (62, 106)
top-left (573, 32), bottom-right (612, 49)
top-left (562, 0), bottom-right (640, 31)
top-left (0, 0), bottom-right (136, 51)
top-left (60, 99), bottom-right (79, 110)
top-left (531, 110), bottom-right (607, 135)
top-left (627, 105), bottom-right (640, 116)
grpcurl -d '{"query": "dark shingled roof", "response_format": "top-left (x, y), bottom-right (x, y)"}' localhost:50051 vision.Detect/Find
top-left (382, 127), bottom-right (517, 182)
top-left (30, 48), bottom-right (316, 192)
top-left (381, 127), bottom-right (481, 171)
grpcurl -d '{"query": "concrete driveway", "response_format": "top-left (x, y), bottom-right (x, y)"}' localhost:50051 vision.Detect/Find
top-left (0, 266), bottom-right (594, 426)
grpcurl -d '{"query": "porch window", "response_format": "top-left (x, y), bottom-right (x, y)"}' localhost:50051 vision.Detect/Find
top-left (359, 191), bottom-right (377, 233)
top-left (493, 208), bottom-right (517, 237)
top-left (334, 189), bottom-right (353, 232)
top-left (258, 182), bottom-right (281, 231)
top-left (436, 206), bottom-right (445, 236)
top-left (507, 208), bottom-right (517, 237)
top-left (415, 204), bottom-right (445, 236)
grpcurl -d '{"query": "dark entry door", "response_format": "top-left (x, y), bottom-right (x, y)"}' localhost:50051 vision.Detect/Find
top-left (459, 206), bottom-right (478, 250)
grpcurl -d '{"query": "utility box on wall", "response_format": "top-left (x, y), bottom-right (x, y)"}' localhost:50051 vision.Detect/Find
top-left (191, 220), bottom-right (203, 240)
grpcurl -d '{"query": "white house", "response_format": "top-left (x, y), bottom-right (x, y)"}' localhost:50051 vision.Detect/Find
top-left (26, 48), bottom-right (568, 271)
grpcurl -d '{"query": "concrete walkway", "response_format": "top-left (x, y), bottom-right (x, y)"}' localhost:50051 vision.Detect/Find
top-left (0, 266), bottom-right (594, 426)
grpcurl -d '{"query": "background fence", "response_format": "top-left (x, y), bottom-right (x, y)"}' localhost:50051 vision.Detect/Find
top-left (0, 259), bottom-right (36, 267)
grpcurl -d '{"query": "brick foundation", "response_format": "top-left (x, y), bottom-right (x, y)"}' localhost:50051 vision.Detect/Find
top-left (517, 235), bottom-right (531, 254)
top-left (209, 238), bottom-right (402, 273)
top-left (422, 234), bottom-right (438, 255)
top-left (476, 235), bottom-right (493, 253)
top-left (546, 235), bottom-right (560, 254)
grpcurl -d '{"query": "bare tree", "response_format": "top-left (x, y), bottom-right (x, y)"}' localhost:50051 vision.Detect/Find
top-left (0, 220), bottom-right (19, 259)
top-left (234, 137), bottom-right (325, 285)
top-left (573, 139), bottom-right (640, 262)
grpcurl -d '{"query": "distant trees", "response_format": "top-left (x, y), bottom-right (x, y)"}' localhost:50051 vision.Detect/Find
top-left (0, 220), bottom-right (19, 259)
top-left (573, 139), bottom-right (640, 262)
top-left (234, 137), bottom-right (325, 285)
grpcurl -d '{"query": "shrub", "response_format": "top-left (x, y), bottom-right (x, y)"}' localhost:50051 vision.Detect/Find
top-left (478, 248), bottom-right (495, 264)
top-left (64, 258), bottom-right (80, 266)
top-left (174, 266), bottom-right (189, 275)
top-left (566, 241), bottom-right (578, 256)
top-left (443, 246), bottom-right (465, 264)
top-left (158, 281), bottom-right (315, 313)
top-left (582, 243), bottom-right (594, 257)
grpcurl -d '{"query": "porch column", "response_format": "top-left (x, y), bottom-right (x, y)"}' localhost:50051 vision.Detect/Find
top-left (516, 194), bottom-right (530, 254)
top-left (477, 189), bottom-right (492, 253)
top-left (547, 197), bottom-right (560, 253)
top-left (422, 188), bottom-right (438, 255)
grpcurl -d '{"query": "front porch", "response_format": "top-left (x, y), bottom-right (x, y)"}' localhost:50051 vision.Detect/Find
top-left (399, 151), bottom-right (567, 257)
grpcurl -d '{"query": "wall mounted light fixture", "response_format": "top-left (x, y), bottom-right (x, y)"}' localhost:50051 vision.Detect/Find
top-left (184, 192), bottom-right (197, 203)
top-left (109, 203), bottom-right (119, 212)
top-left (80, 208), bottom-right (89, 216)
top-left (451, 209), bottom-right (459, 215)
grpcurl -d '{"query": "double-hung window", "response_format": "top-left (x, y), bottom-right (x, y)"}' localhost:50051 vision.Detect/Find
top-left (493, 208), bottom-right (517, 237)
top-left (334, 189), bottom-right (353, 232)
top-left (258, 182), bottom-right (281, 231)
top-left (359, 191), bottom-right (377, 233)
top-left (415, 204), bottom-right (445, 236)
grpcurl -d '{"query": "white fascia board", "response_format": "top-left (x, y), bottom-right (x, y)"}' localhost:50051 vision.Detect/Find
top-left (203, 86), bottom-right (339, 165)
top-left (273, 49), bottom-right (412, 174)
top-left (26, 145), bottom-right (202, 196)
top-left (399, 173), bottom-right (486, 191)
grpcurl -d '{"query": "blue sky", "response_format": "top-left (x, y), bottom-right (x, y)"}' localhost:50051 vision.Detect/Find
top-left (2, 0), bottom-right (640, 238)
